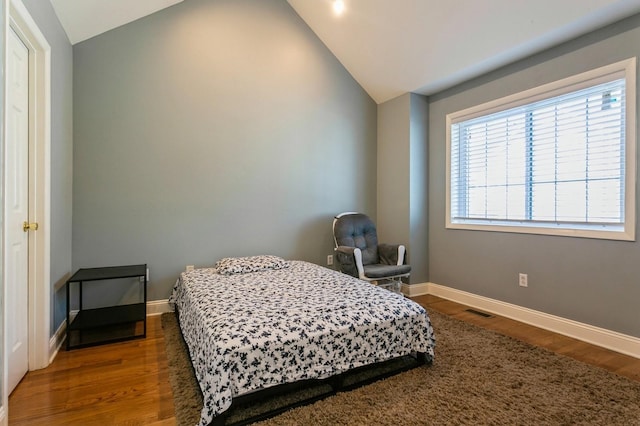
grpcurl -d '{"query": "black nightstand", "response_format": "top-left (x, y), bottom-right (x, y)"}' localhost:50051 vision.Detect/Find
top-left (66, 264), bottom-right (147, 350)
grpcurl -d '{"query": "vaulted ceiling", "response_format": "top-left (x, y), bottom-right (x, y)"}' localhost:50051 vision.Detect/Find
top-left (50, 0), bottom-right (640, 103)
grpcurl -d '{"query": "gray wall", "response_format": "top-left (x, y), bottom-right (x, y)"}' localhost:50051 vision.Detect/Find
top-left (377, 93), bottom-right (428, 283)
top-left (72, 0), bottom-right (377, 301)
top-left (409, 94), bottom-right (428, 282)
top-left (22, 0), bottom-right (74, 334)
top-left (377, 95), bottom-right (410, 252)
top-left (428, 13), bottom-right (640, 337)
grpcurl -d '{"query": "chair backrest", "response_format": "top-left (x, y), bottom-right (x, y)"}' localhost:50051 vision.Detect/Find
top-left (333, 213), bottom-right (379, 265)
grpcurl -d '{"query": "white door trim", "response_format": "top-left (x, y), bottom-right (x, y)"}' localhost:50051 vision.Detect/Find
top-left (6, 0), bottom-right (51, 376)
top-left (0, 2), bottom-right (6, 422)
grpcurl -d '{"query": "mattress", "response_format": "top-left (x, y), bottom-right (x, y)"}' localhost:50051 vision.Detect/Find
top-left (170, 259), bottom-right (435, 426)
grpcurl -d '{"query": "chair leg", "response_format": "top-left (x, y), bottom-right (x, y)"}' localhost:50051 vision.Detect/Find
top-left (376, 278), bottom-right (403, 294)
top-left (394, 279), bottom-right (401, 294)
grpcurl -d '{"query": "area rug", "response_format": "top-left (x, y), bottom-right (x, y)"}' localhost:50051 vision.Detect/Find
top-left (161, 310), bottom-right (640, 425)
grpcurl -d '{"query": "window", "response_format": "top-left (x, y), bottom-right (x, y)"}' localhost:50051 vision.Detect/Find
top-left (447, 58), bottom-right (636, 240)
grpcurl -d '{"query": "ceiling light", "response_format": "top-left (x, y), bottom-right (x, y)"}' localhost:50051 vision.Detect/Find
top-left (333, 0), bottom-right (345, 15)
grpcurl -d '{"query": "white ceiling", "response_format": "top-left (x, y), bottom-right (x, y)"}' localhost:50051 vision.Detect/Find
top-left (50, 0), bottom-right (640, 103)
top-left (49, 0), bottom-right (183, 45)
top-left (287, 0), bottom-right (640, 103)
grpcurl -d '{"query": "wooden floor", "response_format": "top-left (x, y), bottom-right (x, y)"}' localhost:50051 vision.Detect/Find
top-left (8, 315), bottom-right (176, 425)
top-left (9, 295), bottom-right (640, 425)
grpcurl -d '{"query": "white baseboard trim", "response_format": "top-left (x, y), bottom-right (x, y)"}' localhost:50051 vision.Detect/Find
top-left (402, 282), bottom-right (430, 297)
top-left (49, 318), bottom-right (67, 364)
top-left (147, 299), bottom-right (173, 315)
top-left (426, 282), bottom-right (640, 359)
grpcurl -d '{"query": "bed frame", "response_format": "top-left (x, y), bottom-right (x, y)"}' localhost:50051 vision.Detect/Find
top-left (210, 351), bottom-right (430, 426)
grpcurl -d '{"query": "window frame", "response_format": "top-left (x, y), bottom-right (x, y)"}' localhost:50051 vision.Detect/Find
top-left (446, 58), bottom-right (637, 241)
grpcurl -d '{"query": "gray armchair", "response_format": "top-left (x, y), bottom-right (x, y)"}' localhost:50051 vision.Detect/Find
top-left (332, 212), bottom-right (410, 292)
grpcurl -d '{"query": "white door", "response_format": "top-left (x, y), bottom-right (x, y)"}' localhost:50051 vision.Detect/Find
top-left (6, 27), bottom-right (30, 394)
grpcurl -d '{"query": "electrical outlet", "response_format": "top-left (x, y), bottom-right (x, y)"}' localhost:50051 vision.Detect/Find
top-left (186, 265), bottom-right (194, 272)
top-left (146, 268), bottom-right (150, 282)
top-left (327, 255), bottom-right (333, 266)
top-left (519, 273), bottom-right (528, 287)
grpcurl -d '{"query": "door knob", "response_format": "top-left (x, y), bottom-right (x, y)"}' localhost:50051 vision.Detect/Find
top-left (23, 221), bottom-right (39, 232)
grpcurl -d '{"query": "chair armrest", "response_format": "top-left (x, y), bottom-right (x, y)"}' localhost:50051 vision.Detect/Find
top-left (378, 243), bottom-right (407, 266)
top-left (335, 246), bottom-right (365, 279)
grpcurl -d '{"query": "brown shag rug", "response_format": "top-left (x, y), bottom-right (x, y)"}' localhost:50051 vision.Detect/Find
top-left (161, 310), bottom-right (640, 426)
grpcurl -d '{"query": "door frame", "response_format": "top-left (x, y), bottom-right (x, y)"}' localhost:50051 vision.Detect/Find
top-left (3, 0), bottom-right (51, 400)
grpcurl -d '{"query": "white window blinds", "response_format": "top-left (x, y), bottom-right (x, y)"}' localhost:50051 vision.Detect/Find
top-left (447, 59), bottom-right (636, 240)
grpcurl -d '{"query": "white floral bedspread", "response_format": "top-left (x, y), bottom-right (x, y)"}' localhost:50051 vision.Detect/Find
top-left (170, 260), bottom-right (435, 426)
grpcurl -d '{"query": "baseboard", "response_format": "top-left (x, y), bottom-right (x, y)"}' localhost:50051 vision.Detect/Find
top-left (402, 282), bottom-right (429, 297)
top-left (426, 282), bottom-right (640, 359)
top-left (49, 318), bottom-right (67, 364)
top-left (147, 299), bottom-right (173, 315)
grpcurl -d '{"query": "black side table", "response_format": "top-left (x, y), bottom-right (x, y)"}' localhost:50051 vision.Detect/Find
top-left (66, 264), bottom-right (147, 350)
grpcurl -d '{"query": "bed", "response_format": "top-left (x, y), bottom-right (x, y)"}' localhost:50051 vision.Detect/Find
top-left (170, 256), bottom-right (436, 426)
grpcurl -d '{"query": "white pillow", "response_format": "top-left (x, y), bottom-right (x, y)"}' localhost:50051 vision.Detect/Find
top-left (214, 255), bottom-right (289, 275)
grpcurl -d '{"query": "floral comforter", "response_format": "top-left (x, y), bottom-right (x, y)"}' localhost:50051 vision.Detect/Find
top-left (170, 260), bottom-right (435, 426)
